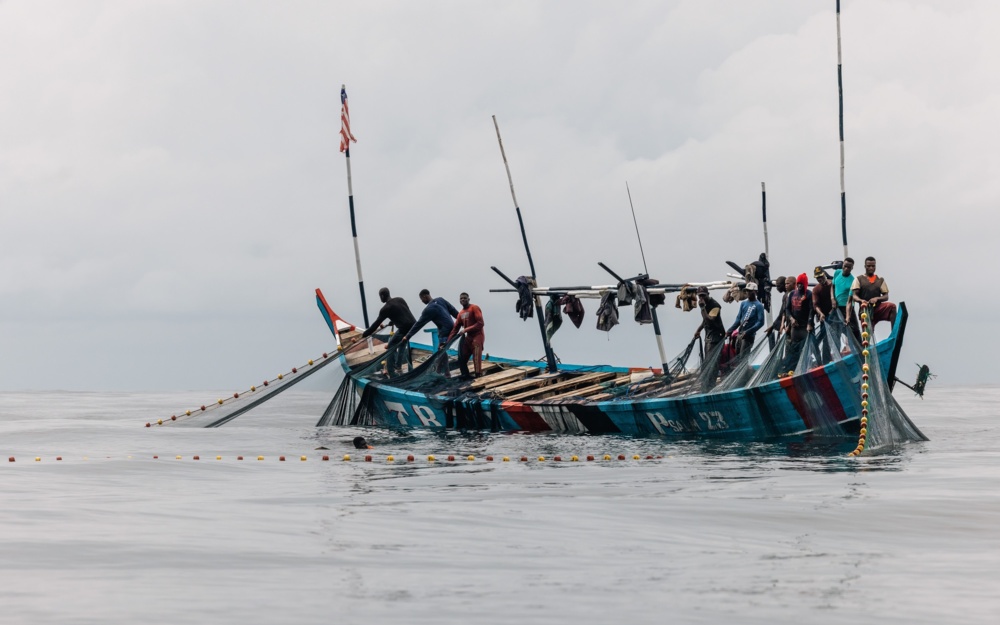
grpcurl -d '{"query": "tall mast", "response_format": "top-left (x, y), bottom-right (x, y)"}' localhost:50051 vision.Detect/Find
top-left (620, 185), bottom-right (667, 371)
top-left (340, 84), bottom-right (370, 327)
top-left (837, 1), bottom-right (849, 258)
top-left (492, 115), bottom-right (558, 374)
top-left (761, 181), bottom-right (772, 328)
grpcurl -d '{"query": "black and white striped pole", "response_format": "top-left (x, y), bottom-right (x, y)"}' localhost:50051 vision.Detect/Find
top-left (836, 1), bottom-right (849, 259)
top-left (761, 181), bottom-right (772, 328)
top-left (492, 115), bottom-right (558, 374)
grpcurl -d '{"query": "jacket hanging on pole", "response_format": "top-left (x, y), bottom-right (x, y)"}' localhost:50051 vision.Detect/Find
top-left (633, 285), bottom-right (653, 325)
top-left (559, 294), bottom-right (585, 328)
top-left (544, 295), bottom-right (563, 340)
top-left (616, 281), bottom-right (634, 305)
top-left (596, 292), bottom-right (619, 332)
top-left (514, 276), bottom-right (535, 320)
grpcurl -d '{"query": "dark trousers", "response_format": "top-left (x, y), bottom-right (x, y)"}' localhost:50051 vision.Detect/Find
top-left (385, 332), bottom-right (408, 375)
top-left (737, 332), bottom-right (756, 357)
top-left (838, 305), bottom-right (862, 344)
top-left (458, 334), bottom-right (484, 377)
top-left (703, 333), bottom-right (725, 387)
top-left (705, 333), bottom-right (725, 359)
top-left (778, 327), bottom-right (809, 374)
top-left (814, 322), bottom-right (834, 363)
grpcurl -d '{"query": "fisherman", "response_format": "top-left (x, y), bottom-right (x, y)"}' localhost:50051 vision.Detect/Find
top-left (361, 287), bottom-right (416, 377)
top-left (693, 286), bottom-right (726, 356)
top-left (833, 257), bottom-right (862, 342)
top-left (811, 267), bottom-right (834, 325)
top-left (778, 273), bottom-right (813, 375)
top-left (852, 256), bottom-right (897, 328)
top-left (726, 282), bottom-right (765, 356)
top-left (811, 267), bottom-right (836, 361)
top-left (694, 286), bottom-right (727, 383)
top-left (445, 292), bottom-right (486, 379)
top-left (765, 276), bottom-right (793, 337)
top-left (402, 289), bottom-right (459, 349)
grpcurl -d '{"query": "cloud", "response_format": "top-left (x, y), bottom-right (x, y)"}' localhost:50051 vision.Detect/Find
top-left (0, 0), bottom-right (995, 389)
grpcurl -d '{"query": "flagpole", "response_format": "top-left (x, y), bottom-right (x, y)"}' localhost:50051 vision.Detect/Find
top-left (341, 84), bottom-right (369, 328)
top-left (837, 1), bottom-right (849, 259)
top-left (492, 115), bottom-right (558, 374)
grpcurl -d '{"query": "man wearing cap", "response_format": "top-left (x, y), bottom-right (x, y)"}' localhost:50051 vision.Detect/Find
top-left (726, 282), bottom-right (766, 357)
top-left (851, 256), bottom-right (897, 328)
top-left (811, 267), bottom-right (835, 361)
top-left (693, 286), bottom-right (726, 355)
top-left (811, 267), bottom-right (834, 325)
top-left (693, 286), bottom-right (727, 385)
top-left (361, 287), bottom-right (416, 377)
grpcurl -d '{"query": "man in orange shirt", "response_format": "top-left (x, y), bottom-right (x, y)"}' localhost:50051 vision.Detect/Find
top-left (851, 256), bottom-right (897, 328)
top-left (445, 292), bottom-right (485, 379)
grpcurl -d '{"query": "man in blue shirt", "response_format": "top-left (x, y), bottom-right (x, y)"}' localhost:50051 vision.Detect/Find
top-left (403, 290), bottom-right (459, 349)
top-left (832, 257), bottom-right (862, 343)
top-left (726, 282), bottom-right (766, 356)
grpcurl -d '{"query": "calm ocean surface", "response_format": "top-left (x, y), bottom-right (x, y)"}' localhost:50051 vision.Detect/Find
top-left (0, 385), bottom-right (997, 624)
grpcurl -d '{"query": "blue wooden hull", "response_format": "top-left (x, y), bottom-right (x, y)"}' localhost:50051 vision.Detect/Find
top-left (333, 304), bottom-right (906, 441)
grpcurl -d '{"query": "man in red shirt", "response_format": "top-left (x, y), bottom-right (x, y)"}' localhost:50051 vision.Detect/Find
top-left (445, 292), bottom-right (486, 379)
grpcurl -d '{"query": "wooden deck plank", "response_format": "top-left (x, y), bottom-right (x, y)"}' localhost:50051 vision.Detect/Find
top-left (471, 366), bottom-right (540, 390)
top-left (507, 371), bottom-right (617, 401)
top-left (542, 375), bottom-right (631, 401)
top-left (492, 372), bottom-right (565, 396)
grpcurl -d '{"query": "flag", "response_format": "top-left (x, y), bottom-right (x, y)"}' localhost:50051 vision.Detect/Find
top-left (339, 86), bottom-right (357, 153)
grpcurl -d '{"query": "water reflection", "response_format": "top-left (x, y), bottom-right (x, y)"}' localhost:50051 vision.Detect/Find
top-left (307, 424), bottom-right (918, 474)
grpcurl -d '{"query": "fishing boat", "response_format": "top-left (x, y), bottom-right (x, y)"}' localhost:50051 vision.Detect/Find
top-left (165, 4), bottom-right (925, 455)
top-left (315, 284), bottom-right (925, 451)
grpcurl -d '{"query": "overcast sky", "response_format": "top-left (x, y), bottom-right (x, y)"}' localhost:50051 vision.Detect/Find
top-left (1, 0), bottom-right (997, 391)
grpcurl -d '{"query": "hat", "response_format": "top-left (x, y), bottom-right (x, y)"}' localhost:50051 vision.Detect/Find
top-left (696, 286), bottom-right (709, 296)
top-left (813, 266), bottom-right (826, 278)
top-left (744, 282), bottom-right (758, 291)
top-left (796, 273), bottom-right (809, 289)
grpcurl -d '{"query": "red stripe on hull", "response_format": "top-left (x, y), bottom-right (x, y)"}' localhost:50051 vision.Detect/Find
top-left (500, 402), bottom-right (552, 432)
top-left (780, 366), bottom-right (850, 431)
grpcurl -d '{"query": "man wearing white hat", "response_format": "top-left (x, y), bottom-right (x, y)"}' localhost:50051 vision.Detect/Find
top-left (726, 282), bottom-right (766, 356)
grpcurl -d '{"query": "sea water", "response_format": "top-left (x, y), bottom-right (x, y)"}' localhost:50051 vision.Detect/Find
top-left (0, 386), bottom-right (997, 624)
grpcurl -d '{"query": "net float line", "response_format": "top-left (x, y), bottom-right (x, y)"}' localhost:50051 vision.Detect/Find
top-left (145, 347), bottom-right (341, 428)
top-left (8, 453), bottom-right (669, 464)
top-left (849, 308), bottom-right (872, 457)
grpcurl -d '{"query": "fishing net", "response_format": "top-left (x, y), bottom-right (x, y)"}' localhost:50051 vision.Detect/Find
top-left (850, 306), bottom-right (928, 455)
top-left (317, 330), bottom-right (513, 428)
top-left (710, 336), bottom-right (772, 393)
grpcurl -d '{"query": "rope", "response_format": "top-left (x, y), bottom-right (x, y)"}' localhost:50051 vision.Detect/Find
top-left (849, 306), bottom-right (872, 457)
top-left (146, 348), bottom-right (338, 427)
